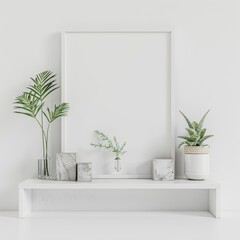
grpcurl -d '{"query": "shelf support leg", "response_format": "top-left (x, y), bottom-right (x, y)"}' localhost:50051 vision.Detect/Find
top-left (19, 188), bottom-right (32, 218)
top-left (209, 188), bottom-right (220, 218)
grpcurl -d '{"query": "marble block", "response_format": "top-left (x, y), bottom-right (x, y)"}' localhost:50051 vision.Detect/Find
top-left (77, 162), bottom-right (92, 182)
top-left (152, 159), bottom-right (174, 181)
top-left (56, 153), bottom-right (77, 181)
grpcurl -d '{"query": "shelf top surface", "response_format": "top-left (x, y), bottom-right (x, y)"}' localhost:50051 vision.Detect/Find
top-left (19, 179), bottom-right (220, 190)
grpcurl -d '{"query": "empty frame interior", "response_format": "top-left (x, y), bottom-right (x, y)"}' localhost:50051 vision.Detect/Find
top-left (62, 31), bottom-right (173, 178)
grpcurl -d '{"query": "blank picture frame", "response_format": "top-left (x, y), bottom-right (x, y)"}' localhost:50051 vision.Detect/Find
top-left (61, 29), bottom-right (175, 178)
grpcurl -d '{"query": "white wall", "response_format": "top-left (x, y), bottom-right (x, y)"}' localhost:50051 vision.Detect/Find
top-left (0, 0), bottom-right (239, 210)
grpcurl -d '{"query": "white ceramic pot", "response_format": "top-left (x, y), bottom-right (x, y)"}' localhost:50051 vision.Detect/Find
top-left (184, 146), bottom-right (210, 180)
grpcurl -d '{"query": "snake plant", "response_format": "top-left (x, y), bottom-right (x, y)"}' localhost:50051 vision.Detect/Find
top-left (178, 110), bottom-right (213, 149)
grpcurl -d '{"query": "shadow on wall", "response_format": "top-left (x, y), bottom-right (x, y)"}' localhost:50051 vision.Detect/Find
top-left (175, 149), bottom-right (185, 178)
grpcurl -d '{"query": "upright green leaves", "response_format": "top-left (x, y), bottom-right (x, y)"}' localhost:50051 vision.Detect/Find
top-left (200, 128), bottom-right (206, 138)
top-left (178, 110), bottom-right (213, 148)
top-left (185, 128), bottom-right (196, 136)
top-left (179, 111), bottom-right (194, 129)
top-left (197, 109), bottom-right (210, 134)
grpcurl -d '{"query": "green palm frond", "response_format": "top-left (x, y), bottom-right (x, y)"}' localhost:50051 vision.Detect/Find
top-left (14, 92), bottom-right (43, 118)
top-left (27, 70), bottom-right (59, 101)
top-left (44, 103), bottom-right (70, 123)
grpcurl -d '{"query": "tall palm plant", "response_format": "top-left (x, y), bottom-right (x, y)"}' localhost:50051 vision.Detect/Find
top-left (14, 70), bottom-right (69, 178)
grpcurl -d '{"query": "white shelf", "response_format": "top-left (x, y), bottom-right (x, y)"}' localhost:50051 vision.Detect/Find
top-left (19, 178), bottom-right (220, 218)
top-left (20, 178), bottom-right (220, 190)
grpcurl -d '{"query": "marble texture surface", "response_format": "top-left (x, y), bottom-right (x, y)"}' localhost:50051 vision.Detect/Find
top-left (153, 159), bottom-right (174, 181)
top-left (56, 153), bottom-right (77, 181)
top-left (77, 162), bottom-right (92, 182)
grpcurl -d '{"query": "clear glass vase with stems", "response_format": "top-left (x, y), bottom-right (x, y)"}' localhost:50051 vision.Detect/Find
top-left (114, 157), bottom-right (121, 172)
top-left (37, 117), bottom-right (51, 179)
top-left (37, 107), bottom-right (52, 179)
top-left (38, 156), bottom-right (51, 179)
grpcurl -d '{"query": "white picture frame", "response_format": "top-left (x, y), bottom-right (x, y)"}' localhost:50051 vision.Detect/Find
top-left (61, 28), bottom-right (175, 179)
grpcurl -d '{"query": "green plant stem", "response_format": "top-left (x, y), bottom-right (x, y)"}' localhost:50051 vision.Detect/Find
top-left (34, 117), bottom-right (50, 177)
top-left (40, 101), bottom-right (45, 161)
top-left (34, 117), bottom-right (47, 142)
top-left (46, 123), bottom-right (51, 158)
top-left (44, 123), bottom-right (51, 177)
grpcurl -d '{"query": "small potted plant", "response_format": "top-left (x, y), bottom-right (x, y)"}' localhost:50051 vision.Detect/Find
top-left (178, 110), bottom-right (213, 180)
top-left (91, 130), bottom-right (126, 172)
top-left (14, 70), bottom-right (69, 179)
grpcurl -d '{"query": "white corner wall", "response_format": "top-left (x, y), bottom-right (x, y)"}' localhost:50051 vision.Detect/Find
top-left (0, 0), bottom-right (239, 210)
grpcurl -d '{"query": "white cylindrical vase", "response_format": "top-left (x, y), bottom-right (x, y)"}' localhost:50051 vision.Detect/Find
top-left (184, 146), bottom-right (210, 180)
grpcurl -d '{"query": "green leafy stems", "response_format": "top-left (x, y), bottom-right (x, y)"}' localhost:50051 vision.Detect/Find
top-left (178, 110), bottom-right (213, 149)
top-left (91, 130), bottom-right (126, 160)
top-left (14, 71), bottom-right (70, 176)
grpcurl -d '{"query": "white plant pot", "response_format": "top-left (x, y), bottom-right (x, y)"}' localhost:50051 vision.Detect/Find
top-left (184, 146), bottom-right (210, 180)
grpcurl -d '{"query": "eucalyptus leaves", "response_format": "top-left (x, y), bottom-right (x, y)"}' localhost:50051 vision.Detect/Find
top-left (91, 130), bottom-right (126, 160)
top-left (178, 110), bottom-right (213, 149)
top-left (14, 70), bottom-right (69, 178)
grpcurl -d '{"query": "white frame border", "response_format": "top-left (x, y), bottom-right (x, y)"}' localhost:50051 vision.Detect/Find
top-left (61, 28), bottom-right (175, 179)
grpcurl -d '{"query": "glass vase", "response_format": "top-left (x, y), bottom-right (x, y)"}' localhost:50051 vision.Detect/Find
top-left (114, 158), bottom-right (121, 172)
top-left (38, 157), bottom-right (51, 180)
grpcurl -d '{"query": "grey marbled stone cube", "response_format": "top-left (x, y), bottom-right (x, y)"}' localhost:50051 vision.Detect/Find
top-left (152, 159), bottom-right (174, 181)
top-left (56, 153), bottom-right (77, 181)
top-left (77, 162), bottom-right (92, 182)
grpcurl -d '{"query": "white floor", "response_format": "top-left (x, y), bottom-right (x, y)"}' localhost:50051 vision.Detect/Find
top-left (0, 211), bottom-right (239, 240)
